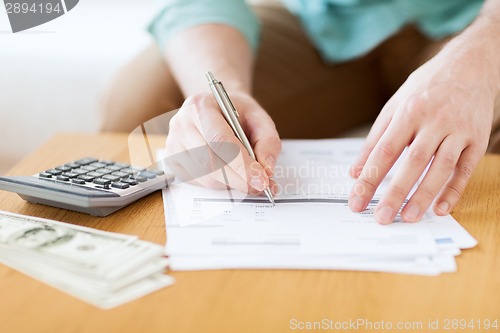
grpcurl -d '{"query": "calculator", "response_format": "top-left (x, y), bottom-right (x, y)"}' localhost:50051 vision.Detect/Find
top-left (0, 157), bottom-right (174, 216)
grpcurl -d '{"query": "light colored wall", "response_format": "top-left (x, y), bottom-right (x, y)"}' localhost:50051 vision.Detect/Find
top-left (0, 0), bottom-right (161, 174)
top-left (0, 0), bottom-right (287, 174)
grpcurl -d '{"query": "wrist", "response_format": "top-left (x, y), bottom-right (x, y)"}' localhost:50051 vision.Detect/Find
top-left (164, 24), bottom-right (254, 97)
top-left (181, 71), bottom-right (251, 98)
top-left (205, 62), bottom-right (253, 96)
top-left (190, 67), bottom-right (252, 97)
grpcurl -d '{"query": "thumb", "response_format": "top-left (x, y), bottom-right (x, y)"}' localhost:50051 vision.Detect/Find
top-left (254, 135), bottom-right (282, 177)
top-left (250, 112), bottom-right (282, 177)
top-left (240, 100), bottom-right (282, 177)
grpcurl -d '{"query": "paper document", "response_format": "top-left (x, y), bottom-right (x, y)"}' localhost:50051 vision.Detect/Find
top-left (161, 139), bottom-right (477, 275)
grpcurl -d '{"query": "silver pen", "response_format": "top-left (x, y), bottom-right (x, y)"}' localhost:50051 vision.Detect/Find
top-left (205, 71), bottom-right (275, 206)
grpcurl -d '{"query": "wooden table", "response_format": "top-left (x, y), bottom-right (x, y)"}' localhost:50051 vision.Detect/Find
top-left (0, 133), bottom-right (499, 333)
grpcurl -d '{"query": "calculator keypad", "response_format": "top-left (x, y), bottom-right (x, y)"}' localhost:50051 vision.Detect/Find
top-left (38, 157), bottom-right (164, 191)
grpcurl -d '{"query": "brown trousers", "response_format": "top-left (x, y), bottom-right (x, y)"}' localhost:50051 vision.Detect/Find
top-left (100, 4), bottom-right (500, 153)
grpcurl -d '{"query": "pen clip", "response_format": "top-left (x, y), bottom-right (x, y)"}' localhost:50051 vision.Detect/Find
top-left (219, 81), bottom-right (240, 117)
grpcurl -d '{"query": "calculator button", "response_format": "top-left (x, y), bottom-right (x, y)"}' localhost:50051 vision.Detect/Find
top-left (122, 179), bottom-right (138, 186)
top-left (147, 169), bottom-right (165, 176)
top-left (114, 163), bottom-right (130, 168)
top-left (120, 168), bottom-right (134, 175)
top-left (57, 175), bottom-right (70, 181)
top-left (138, 171), bottom-right (157, 179)
top-left (62, 172), bottom-right (78, 178)
top-left (87, 172), bottom-right (104, 178)
top-left (111, 182), bottom-right (129, 189)
top-left (46, 169), bottom-right (62, 176)
top-left (132, 167), bottom-right (146, 172)
top-left (75, 158), bottom-right (98, 165)
top-left (99, 160), bottom-right (115, 165)
top-left (96, 168), bottom-right (113, 175)
top-left (72, 169), bottom-right (88, 175)
top-left (103, 174), bottom-right (121, 182)
top-left (71, 179), bottom-right (86, 185)
top-left (111, 171), bottom-right (129, 178)
top-left (65, 162), bottom-right (81, 169)
top-left (55, 165), bottom-right (72, 172)
top-left (82, 165), bottom-right (98, 171)
top-left (78, 175), bottom-right (95, 182)
top-left (133, 176), bottom-right (147, 183)
top-left (105, 165), bottom-right (122, 172)
top-left (94, 178), bottom-right (112, 186)
top-left (90, 162), bottom-right (108, 169)
top-left (39, 172), bottom-right (52, 178)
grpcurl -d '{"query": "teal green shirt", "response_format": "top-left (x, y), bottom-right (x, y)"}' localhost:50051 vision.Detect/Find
top-left (148, 0), bottom-right (484, 63)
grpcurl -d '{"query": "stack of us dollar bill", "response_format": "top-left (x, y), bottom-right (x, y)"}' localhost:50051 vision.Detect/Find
top-left (0, 210), bottom-right (174, 309)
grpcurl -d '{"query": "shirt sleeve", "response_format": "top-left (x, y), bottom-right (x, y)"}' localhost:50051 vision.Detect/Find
top-left (148, 0), bottom-right (261, 53)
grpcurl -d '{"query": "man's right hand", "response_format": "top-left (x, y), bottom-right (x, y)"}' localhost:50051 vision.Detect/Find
top-left (165, 92), bottom-right (282, 195)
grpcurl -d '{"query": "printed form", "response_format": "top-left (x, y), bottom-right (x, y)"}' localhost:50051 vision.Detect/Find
top-left (161, 139), bottom-right (476, 275)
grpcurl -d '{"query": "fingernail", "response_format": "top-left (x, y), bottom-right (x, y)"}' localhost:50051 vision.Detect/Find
top-left (265, 156), bottom-right (276, 176)
top-left (404, 204), bottom-right (420, 222)
top-left (270, 182), bottom-right (279, 195)
top-left (437, 201), bottom-right (450, 214)
top-left (251, 176), bottom-right (266, 191)
top-left (376, 206), bottom-right (394, 224)
top-left (350, 195), bottom-right (365, 212)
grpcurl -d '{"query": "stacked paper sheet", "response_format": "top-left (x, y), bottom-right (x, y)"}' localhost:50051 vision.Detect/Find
top-left (161, 139), bottom-right (477, 275)
top-left (0, 211), bottom-right (174, 309)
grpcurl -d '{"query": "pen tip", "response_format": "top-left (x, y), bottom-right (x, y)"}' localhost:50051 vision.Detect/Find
top-left (264, 188), bottom-right (275, 206)
top-left (205, 71), bottom-right (215, 83)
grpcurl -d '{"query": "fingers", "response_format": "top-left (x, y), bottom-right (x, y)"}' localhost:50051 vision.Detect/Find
top-left (182, 126), bottom-right (262, 194)
top-left (374, 131), bottom-right (444, 224)
top-left (433, 145), bottom-right (483, 215)
top-left (348, 116), bottom-right (414, 214)
top-left (350, 97), bottom-right (397, 179)
top-left (165, 118), bottom-right (231, 190)
top-left (269, 178), bottom-right (279, 196)
top-left (401, 137), bottom-right (462, 222)
top-left (187, 95), bottom-right (270, 193)
top-left (244, 106), bottom-right (281, 177)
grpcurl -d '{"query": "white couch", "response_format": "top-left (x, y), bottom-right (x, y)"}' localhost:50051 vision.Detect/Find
top-left (0, 0), bottom-right (161, 174)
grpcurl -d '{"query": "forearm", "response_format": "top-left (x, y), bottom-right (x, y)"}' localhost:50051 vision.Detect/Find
top-left (471, 0), bottom-right (500, 94)
top-left (480, 0), bottom-right (500, 21)
top-left (164, 24), bottom-right (254, 97)
top-left (439, 0), bottom-right (500, 95)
